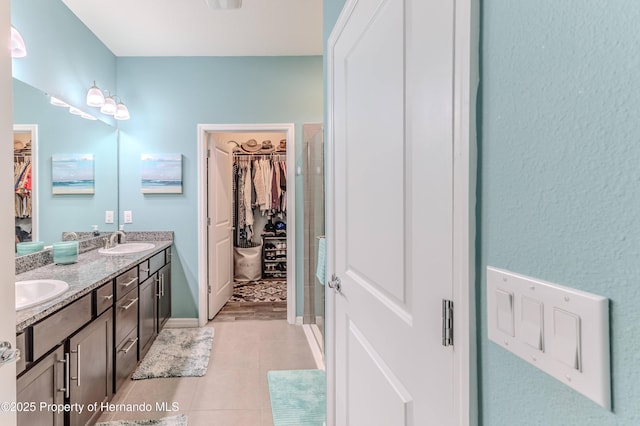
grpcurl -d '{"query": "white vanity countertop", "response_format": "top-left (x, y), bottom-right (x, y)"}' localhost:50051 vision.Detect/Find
top-left (15, 240), bottom-right (172, 333)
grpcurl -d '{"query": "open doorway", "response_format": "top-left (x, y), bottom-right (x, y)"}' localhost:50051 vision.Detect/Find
top-left (197, 123), bottom-right (296, 326)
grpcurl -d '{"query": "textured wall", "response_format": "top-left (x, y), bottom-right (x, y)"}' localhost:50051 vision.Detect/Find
top-left (480, 0), bottom-right (640, 424)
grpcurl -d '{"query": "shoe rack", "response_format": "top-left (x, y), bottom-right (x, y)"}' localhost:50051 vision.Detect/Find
top-left (262, 236), bottom-right (287, 279)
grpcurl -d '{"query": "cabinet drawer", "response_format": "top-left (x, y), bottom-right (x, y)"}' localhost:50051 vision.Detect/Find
top-left (116, 267), bottom-right (138, 300)
top-left (149, 251), bottom-right (165, 274)
top-left (115, 328), bottom-right (138, 391)
top-left (138, 259), bottom-right (151, 282)
top-left (31, 294), bottom-right (92, 361)
top-left (115, 290), bottom-right (139, 345)
top-left (16, 332), bottom-right (26, 375)
top-left (95, 282), bottom-right (114, 316)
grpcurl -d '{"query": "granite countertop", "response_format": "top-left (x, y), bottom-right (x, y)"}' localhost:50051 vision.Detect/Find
top-left (15, 240), bottom-right (172, 333)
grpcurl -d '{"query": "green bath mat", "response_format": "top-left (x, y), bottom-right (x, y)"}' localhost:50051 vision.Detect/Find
top-left (95, 414), bottom-right (187, 425)
top-left (267, 369), bottom-right (326, 426)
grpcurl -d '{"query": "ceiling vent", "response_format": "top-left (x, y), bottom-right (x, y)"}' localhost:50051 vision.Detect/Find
top-left (204, 0), bottom-right (242, 9)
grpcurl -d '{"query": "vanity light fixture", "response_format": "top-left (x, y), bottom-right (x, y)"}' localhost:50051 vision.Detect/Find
top-left (86, 81), bottom-right (106, 107)
top-left (100, 95), bottom-right (117, 115)
top-left (10, 26), bottom-right (27, 58)
top-left (50, 96), bottom-right (69, 107)
top-left (114, 100), bottom-right (130, 121)
top-left (204, 0), bottom-right (242, 9)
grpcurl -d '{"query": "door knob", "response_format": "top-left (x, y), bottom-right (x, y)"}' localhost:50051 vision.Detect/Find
top-left (0, 341), bottom-right (21, 367)
top-left (328, 274), bottom-right (342, 293)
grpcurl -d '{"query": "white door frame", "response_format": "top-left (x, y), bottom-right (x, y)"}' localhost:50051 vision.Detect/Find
top-left (197, 123), bottom-right (296, 326)
top-left (13, 124), bottom-right (38, 242)
top-left (325, 0), bottom-right (479, 424)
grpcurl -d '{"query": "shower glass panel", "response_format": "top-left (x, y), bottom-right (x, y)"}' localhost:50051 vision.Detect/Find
top-left (303, 126), bottom-right (325, 351)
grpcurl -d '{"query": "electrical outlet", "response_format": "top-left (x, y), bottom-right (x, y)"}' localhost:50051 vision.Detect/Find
top-left (123, 210), bottom-right (133, 224)
top-left (105, 210), bottom-right (114, 224)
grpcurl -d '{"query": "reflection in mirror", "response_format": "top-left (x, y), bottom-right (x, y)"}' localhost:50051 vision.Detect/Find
top-left (12, 78), bottom-right (119, 253)
top-left (14, 124), bottom-right (37, 246)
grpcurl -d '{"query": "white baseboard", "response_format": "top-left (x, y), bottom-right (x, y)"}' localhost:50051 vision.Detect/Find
top-left (165, 318), bottom-right (200, 328)
top-left (295, 316), bottom-right (304, 325)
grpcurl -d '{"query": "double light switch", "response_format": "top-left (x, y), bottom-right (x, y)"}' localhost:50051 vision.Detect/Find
top-left (486, 266), bottom-right (610, 409)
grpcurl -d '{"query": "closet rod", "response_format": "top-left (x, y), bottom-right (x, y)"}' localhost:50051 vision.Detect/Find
top-left (233, 153), bottom-right (286, 160)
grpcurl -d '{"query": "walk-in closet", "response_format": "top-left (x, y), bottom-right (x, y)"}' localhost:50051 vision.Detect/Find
top-left (208, 131), bottom-right (289, 320)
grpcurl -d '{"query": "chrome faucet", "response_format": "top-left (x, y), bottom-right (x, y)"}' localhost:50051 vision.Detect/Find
top-left (108, 231), bottom-right (126, 248)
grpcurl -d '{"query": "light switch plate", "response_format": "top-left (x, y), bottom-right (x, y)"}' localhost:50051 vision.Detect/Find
top-left (105, 210), bottom-right (114, 224)
top-left (487, 266), bottom-right (610, 409)
top-left (123, 210), bottom-right (133, 224)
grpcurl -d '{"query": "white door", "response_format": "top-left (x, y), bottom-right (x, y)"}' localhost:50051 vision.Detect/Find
top-left (207, 135), bottom-right (234, 319)
top-left (329, 0), bottom-right (457, 424)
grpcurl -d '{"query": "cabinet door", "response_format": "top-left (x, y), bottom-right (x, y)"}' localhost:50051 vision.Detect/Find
top-left (158, 264), bottom-right (171, 331)
top-left (17, 346), bottom-right (65, 426)
top-left (139, 276), bottom-right (158, 359)
top-left (68, 308), bottom-right (113, 426)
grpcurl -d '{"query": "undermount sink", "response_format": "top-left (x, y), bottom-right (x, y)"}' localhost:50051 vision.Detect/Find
top-left (98, 242), bottom-right (156, 256)
top-left (16, 279), bottom-right (69, 311)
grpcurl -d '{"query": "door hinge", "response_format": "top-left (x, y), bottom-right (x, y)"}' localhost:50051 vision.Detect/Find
top-left (207, 217), bottom-right (211, 226)
top-left (208, 285), bottom-right (212, 294)
top-left (207, 148), bottom-right (211, 158)
top-left (442, 299), bottom-right (454, 347)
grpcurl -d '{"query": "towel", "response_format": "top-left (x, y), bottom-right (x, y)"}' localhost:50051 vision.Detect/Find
top-left (316, 237), bottom-right (326, 285)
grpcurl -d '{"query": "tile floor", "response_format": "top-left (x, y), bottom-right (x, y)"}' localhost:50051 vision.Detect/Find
top-left (96, 320), bottom-right (318, 426)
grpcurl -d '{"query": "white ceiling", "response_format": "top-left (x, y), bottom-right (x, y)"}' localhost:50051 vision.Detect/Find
top-left (62, 0), bottom-right (323, 57)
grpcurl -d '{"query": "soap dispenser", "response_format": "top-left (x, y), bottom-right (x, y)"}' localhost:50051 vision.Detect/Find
top-left (92, 225), bottom-right (99, 236)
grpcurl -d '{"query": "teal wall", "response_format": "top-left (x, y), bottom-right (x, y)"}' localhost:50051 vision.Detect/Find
top-left (11, 0), bottom-right (116, 125)
top-left (479, 0), bottom-right (640, 423)
top-left (116, 56), bottom-right (324, 317)
top-left (12, 79), bottom-right (118, 245)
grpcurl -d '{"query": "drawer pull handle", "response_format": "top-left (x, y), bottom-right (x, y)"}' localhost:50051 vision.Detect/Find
top-left (140, 268), bottom-right (150, 273)
top-left (121, 297), bottom-right (139, 310)
top-left (121, 277), bottom-right (138, 288)
top-left (59, 353), bottom-right (70, 398)
top-left (71, 345), bottom-right (81, 388)
top-left (102, 294), bottom-right (113, 301)
top-left (120, 337), bottom-right (139, 354)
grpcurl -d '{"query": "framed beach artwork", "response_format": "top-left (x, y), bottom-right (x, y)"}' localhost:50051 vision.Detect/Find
top-left (51, 154), bottom-right (95, 194)
top-left (141, 153), bottom-right (183, 194)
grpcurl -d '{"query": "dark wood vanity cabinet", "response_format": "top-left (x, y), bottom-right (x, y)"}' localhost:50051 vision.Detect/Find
top-left (16, 346), bottom-right (65, 426)
top-left (17, 302), bottom-right (112, 426)
top-left (138, 275), bottom-right (157, 360)
top-left (16, 244), bottom-right (172, 426)
top-left (68, 309), bottom-right (113, 426)
top-left (139, 248), bottom-right (171, 359)
top-left (158, 263), bottom-right (171, 330)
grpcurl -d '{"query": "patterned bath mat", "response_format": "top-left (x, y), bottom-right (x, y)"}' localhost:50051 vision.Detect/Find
top-left (132, 328), bottom-right (214, 380)
top-left (268, 369), bottom-right (326, 426)
top-left (96, 414), bottom-right (187, 425)
top-left (231, 280), bottom-right (287, 302)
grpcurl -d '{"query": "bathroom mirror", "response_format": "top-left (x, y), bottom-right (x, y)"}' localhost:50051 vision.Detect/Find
top-left (12, 78), bottom-right (119, 252)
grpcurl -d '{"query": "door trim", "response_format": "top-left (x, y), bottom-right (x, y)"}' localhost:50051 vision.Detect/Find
top-left (325, 0), bottom-right (478, 424)
top-left (197, 123), bottom-right (296, 326)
